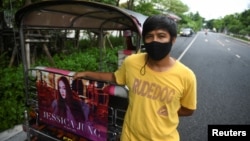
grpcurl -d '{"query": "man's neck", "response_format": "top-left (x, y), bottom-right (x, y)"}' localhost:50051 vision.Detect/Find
top-left (147, 55), bottom-right (176, 72)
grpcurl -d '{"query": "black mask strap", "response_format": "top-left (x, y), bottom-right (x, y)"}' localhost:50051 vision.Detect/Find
top-left (140, 55), bottom-right (149, 76)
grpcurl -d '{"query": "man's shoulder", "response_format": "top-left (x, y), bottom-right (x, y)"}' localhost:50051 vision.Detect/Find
top-left (175, 61), bottom-right (196, 77)
top-left (127, 52), bottom-right (145, 58)
top-left (125, 52), bottom-right (146, 61)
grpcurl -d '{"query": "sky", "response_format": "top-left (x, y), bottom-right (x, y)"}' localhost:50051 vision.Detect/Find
top-left (181, 0), bottom-right (250, 20)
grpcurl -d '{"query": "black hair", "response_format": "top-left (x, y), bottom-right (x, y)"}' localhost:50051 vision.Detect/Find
top-left (142, 15), bottom-right (177, 42)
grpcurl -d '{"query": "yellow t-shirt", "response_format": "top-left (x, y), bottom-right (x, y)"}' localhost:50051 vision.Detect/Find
top-left (114, 53), bottom-right (197, 141)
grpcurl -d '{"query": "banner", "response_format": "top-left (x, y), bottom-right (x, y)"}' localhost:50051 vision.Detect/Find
top-left (35, 66), bottom-right (110, 141)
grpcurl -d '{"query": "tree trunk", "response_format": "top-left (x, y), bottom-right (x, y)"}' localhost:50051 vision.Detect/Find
top-left (0, 0), bottom-right (8, 54)
top-left (8, 43), bottom-right (18, 67)
top-left (43, 43), bottom-right (55, 66)
top-left (75, 30), bottom-right (80, 48)
top-left (127, 0), bottom-right (134, 10)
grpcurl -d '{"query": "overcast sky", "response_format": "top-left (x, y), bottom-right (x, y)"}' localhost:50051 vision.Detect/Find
top-left (181, 0), bottom-right (250, 20)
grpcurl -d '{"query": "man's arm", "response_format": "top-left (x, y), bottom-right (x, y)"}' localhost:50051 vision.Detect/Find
top-left (73, 71), bottom-right (116, 83)
top-left (178, 106), bottom-right (195, 116)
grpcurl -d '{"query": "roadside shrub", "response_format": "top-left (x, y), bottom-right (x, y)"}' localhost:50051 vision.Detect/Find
top-left (0, 65), bottom-right (25, 132)
top-left (35, 46), bottom-right (122, 72)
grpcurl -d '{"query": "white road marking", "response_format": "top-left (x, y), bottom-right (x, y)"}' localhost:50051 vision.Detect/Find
top-left (217, 40), bottom-right (225, 46)
top-left (235, 54), bottom-right (241, 58)
top-left (177, 34), bottom-right (198, 61)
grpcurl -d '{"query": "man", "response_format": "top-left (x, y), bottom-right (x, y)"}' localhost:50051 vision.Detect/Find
top-left (74, 15), bottom-right (197, 141)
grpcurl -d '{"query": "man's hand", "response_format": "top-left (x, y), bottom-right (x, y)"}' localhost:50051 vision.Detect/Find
top-left (73, 72), bottom-right (86, 80)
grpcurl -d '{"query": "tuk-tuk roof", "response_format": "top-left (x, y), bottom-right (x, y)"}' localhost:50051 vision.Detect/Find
top-left (15, 0), bottom-right (147, 34)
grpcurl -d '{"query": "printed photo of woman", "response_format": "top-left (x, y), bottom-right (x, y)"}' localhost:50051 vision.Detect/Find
top-left (51, 76), bottom-right (86, 124)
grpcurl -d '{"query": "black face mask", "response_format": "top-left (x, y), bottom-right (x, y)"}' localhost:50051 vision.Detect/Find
top-left (144, 41), bottom-right (172, 60)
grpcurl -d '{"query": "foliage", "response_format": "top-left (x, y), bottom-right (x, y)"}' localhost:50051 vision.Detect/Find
top-left (91, 0), bottom-right (118, 6)
top-left (164, 0), bottom-right (189, 14)
top-left (178, 12), bottom-right (203, 32)
top-left (206, 9), bottom-right (250, 38)
top-left (211, 19), bottom-right (224, 32)
top-left (107, 34), bottom-right (124, 47)
top-left (0, 52), bottom-right (9, 67)
top-left (240, 9), bottom-right (250, 27)
top-left (239, 9), bottom-right (250, 35)
top-left (0, 64), bottom-right (25, 132)
top-left (133, 0), bottom-right (202, 31)
top-left (33, 33), bottom-right (124, 71)
top-left (134, 0), bottom-right (188, 16)
top-left (1, 0), bottom-right (25, 28)
top-left (34, 43), bottom-right (123, 72)
top-left (134, 1), bottom-right (160, 16)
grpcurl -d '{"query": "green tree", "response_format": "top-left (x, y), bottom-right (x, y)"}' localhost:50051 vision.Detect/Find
top-left (92, 0), bottom-right (118, 6)
top-left (239, 9), bottom-right (250, 35)
top-left (134, 1), bottom-right (160, 15)
top-left (178, 12), bottom-right (203, 32)
top-left (212, 19), bottom-right (224, 32)
top-left (162, 0), bottom-right (188, 14)
top-left (223, 14), bottom-right (243, 34)
top-left (133, 0), bottom-right (188, 16)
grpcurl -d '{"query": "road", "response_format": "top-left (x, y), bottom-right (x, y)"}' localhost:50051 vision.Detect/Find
top-left (173, 31), bottom-right (250, 141)
top-left (0, 124), bottom-right (26, 141)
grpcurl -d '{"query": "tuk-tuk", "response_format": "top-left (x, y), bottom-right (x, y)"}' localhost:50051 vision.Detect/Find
top-left (15, 1), bottom-right (147, 141)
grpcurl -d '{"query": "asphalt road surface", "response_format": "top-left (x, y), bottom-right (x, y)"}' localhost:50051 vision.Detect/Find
top-left (0, 125), bottom-right (26, 141)
top-left (173, 32), bottom-right (250, 141)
